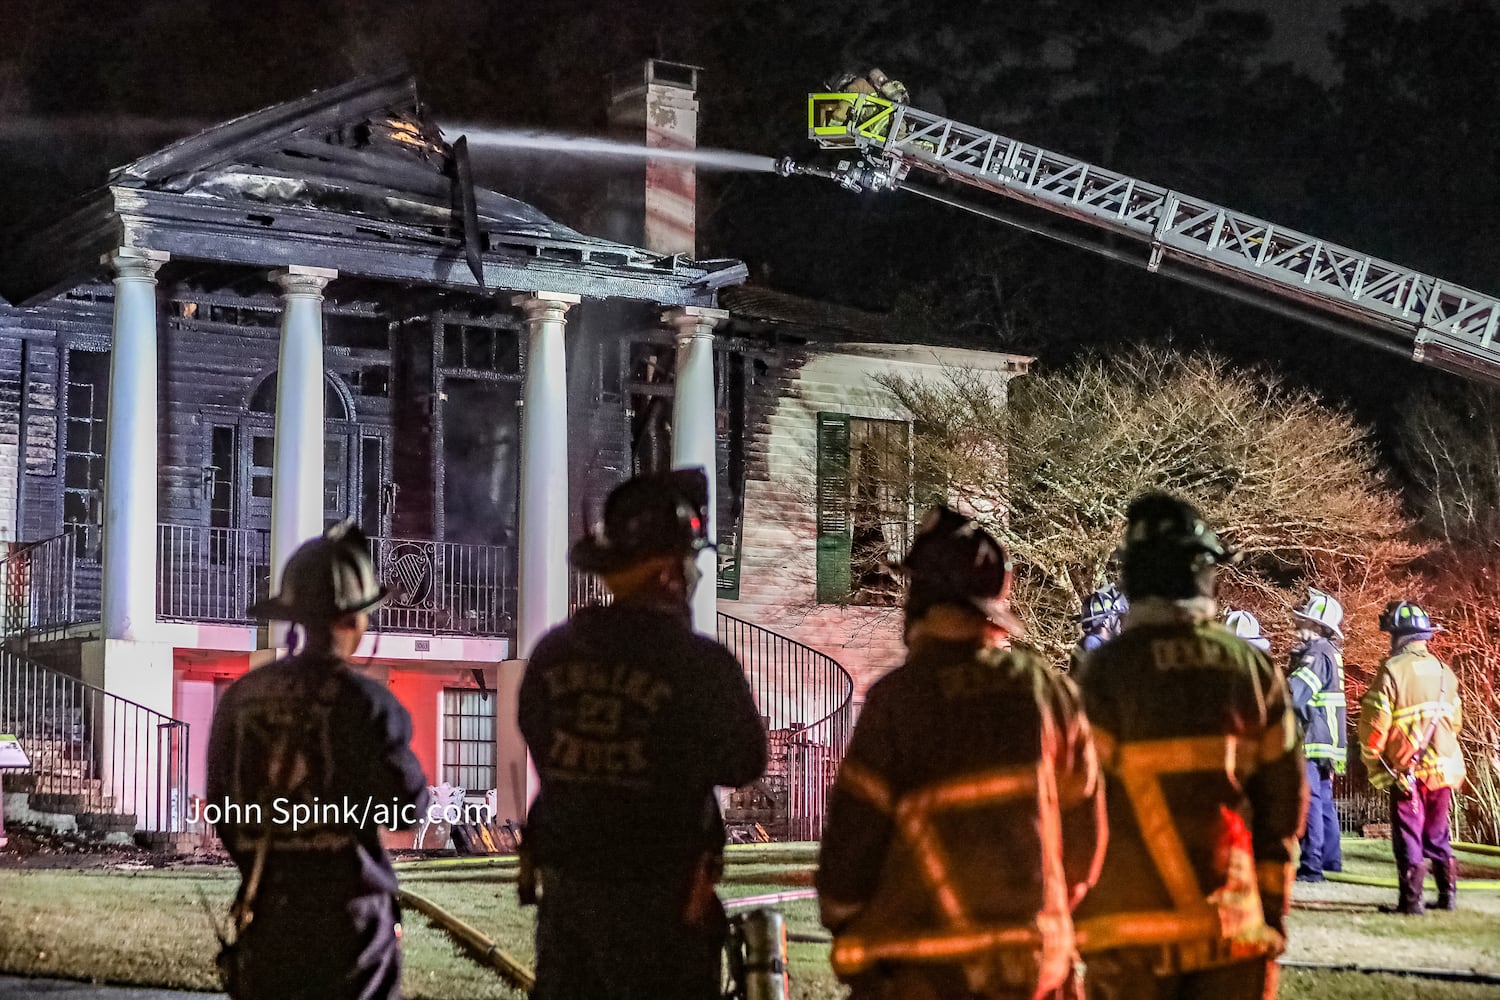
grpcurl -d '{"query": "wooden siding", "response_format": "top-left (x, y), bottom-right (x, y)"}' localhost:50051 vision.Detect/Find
top-left (725, 344), bottom-right (1027, 698)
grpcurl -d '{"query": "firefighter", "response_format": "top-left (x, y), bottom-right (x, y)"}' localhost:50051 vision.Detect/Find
top-left (1359, 600), bottom-right (1465, 915)
top-left (1072, 493), bottom-right (1304, 1000)
top-left (1224, 609), bottom-right (1270, 652)
top-left (1287, 588), bottom-right (1348, 882)
top-left (518, 468), bottom-right (767, 1000)
top-left (1069, 584), bottom-right (1125, 672)
top-left (817, 506), bottom-right (1107, 1000)
top-left (821, 68), bottom-right (910, 127)
top-left (206, 521), bottom-right (430, 1000)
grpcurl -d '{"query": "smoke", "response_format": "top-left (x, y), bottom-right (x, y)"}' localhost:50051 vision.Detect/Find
top-left (450, 126), bottom-right (778, 174)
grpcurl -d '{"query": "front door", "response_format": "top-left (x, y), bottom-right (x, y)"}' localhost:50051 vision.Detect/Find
top-left (237, 423), bottom-right (390, 534)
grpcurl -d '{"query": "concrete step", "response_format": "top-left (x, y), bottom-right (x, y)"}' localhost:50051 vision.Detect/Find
top-left (135, 831), bottom-right (197, 855)
top-left (76, 811), bottom-right (139, 834)
top-left (29, 791), bottom-right (119, 814)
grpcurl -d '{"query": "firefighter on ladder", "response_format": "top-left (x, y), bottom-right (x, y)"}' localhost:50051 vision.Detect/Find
top-left (1287, 588), bottom-right (1348, 882)
top-left (1359, 600), bottom-right (1465, 915)
top-left (1072, 493), bottom-right (1305, 1000)
top-left (817, 506), bottom-right (1107, 1000)
top-left (517, 468), bottom-right (767, 1000)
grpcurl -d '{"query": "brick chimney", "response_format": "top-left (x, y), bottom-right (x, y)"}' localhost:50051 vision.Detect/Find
top-left (605, 60), bottom-right (699, 257)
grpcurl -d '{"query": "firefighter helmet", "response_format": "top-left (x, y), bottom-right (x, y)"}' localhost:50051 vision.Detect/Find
top-left (570, 468), bottom-right (712, 575)
top-left (1075, 587), bottom-right (1120, 627)
top-left (1379, 599), bottom-right (1443, 638)
top-left (898, 506), bottom-right (1024, 635)
top-left (1224, 609), bottom-right (1271, 652)
top-left (1293, 587), bottom-right (1345, 641)
top-left (1119, 492), bottom-right (1233, 601)
top-left (248, 520), bottom-right (388, 624)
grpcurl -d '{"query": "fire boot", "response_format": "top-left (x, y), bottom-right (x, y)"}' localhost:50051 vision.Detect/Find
top-left (1434, 858), bottom-right (1458, 911)
top-left (1397, 862), bottom-right (1428, 916)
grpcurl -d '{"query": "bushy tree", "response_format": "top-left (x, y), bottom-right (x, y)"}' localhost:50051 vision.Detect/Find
top-left (881, 345), bottom-right (1418, 659)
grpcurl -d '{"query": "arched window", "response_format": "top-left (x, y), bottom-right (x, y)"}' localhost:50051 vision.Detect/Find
top-left (247, 372), bottom-right (352, 420)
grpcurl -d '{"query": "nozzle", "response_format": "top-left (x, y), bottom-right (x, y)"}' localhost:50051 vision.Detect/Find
top-left (773, 155), bottom-right (900, 193)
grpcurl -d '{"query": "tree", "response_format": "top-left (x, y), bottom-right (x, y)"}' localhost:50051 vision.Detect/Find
top-left (881, 345), bottom-right (1418, 659)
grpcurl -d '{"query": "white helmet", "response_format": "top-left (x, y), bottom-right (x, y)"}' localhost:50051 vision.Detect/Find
top-left (1292, 587), bottom-right (1344, 640)
top-left (1224, 609), bottom-right (1270, 652)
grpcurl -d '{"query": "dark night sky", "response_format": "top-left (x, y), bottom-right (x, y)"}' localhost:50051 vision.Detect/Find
top-left (1, 0), bottom-right (1495, 438)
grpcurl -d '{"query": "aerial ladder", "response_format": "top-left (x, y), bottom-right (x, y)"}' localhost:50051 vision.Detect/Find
top-left (777, 90), bottom-right (1500, 383)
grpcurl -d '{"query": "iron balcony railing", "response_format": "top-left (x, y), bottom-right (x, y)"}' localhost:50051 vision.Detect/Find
top-left (0, 647), bottom-right (189, 834)
top-left (151, 524), bottom-right (516, 636)
top-left (570, 571), bottom-right (855, 841)
top-left (0, 530), bottom-right (99, 641)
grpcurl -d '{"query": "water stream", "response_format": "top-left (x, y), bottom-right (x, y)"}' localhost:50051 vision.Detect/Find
top-left (451, 126), bottom-right (777, 173)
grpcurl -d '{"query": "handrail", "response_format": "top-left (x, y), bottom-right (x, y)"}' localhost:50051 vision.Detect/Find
top-left (0, 646), bottom-right (190, 833)
top-left (0, 530), bottom-right (90, 639)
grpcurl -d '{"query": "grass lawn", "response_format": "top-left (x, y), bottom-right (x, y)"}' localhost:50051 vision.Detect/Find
top-left (0, 840), bottom-right (1497, 998)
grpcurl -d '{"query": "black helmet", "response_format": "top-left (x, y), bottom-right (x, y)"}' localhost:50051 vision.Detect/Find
top-left (570, 468), bottom-right (712, 575)
top-left (1379, 599), bottom-right (1442, 638)
top-left (897, 506), bottom-right (1024, 635)
top-left (248, 520), bottom-right (388, 624)
top-left (1119, 492), bottom-right (1233, 601)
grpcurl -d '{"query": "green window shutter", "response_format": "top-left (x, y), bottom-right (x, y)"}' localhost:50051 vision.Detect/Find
top-left (816, 412), bottom-right (852, 603)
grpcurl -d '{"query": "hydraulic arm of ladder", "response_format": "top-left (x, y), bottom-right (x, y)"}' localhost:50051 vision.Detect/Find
top-left (780, 92), bottom-right (1500, 383)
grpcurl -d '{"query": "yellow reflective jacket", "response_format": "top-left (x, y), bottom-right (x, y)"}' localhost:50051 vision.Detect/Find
top-left (816, 640), bottom-right (1106, 998)
top-left (1358, 642), bottom-right (1464, 792)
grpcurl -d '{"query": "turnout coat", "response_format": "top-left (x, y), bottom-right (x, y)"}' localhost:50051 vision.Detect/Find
top-left (1071, 608), bottom-right (1305, 974)
top-left (817, 639), bottom-right (1106, 998)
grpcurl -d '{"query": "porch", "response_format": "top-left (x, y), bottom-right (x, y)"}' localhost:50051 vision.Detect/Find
top-left (2, 525), bottom-right (515, 640)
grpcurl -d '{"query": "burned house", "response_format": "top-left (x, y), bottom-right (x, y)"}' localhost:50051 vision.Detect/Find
top-left (0, 64), bottom-right (1028, 846)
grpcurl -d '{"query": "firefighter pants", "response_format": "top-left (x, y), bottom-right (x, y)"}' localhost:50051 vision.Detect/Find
top-left (229, 891), bottom-right (402, 1000)
top-left (1297, 760), bottom-right (1342, 876)
top-left (1083, 953), bottom-right (1274, 1000)
top-left (1391, 783), bottom-right (1454, 873)
top-left (532, 866), bottom-right (725, 1000)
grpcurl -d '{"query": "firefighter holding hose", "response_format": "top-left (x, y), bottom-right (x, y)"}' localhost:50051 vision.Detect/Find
top-left (817, 506), bottom-right (1107, 999)
top-left (1072, 493), bottom-right (1305, 1000)
top-left (518, 468), bottom-right (767, 999)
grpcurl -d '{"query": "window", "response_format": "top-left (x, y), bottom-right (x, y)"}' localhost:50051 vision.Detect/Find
top-left (63, 351), bottom-right (109, 530)
top-left (442, 323), bottom-right (520, 374)
top-left (627, 340), bottom-right (676, 476)
top-left (815, 413), bottom-right (913, 605)
top-left (442, 689), bottom-right (497, 794)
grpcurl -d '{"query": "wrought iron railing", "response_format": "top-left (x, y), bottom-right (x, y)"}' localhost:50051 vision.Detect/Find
top-left (154, 525), bottom-right (515, 636)
top-left (158, 524), bottom-right (271, 623)
top-left (0, 647), bottom-right (189, 833)
top-left (0, 530), bottom-right (97, 640)
top-left (718, 612), bottom-right (854, 841)
top-left (368, 535), bottom-right (514, 636)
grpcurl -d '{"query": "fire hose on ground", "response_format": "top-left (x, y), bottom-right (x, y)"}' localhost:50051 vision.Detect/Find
top-left (396, 845), bottom-right (1500, 993)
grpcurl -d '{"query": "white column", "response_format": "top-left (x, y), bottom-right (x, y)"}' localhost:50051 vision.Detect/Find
top-left (514, 292), bottom-right (580, 658)
top-left (268, 266), bottom-right (337, 646)
top-left (665, 306), bottom-right (727, 634)
top-left (101, 247), bottom-right (168, 641)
